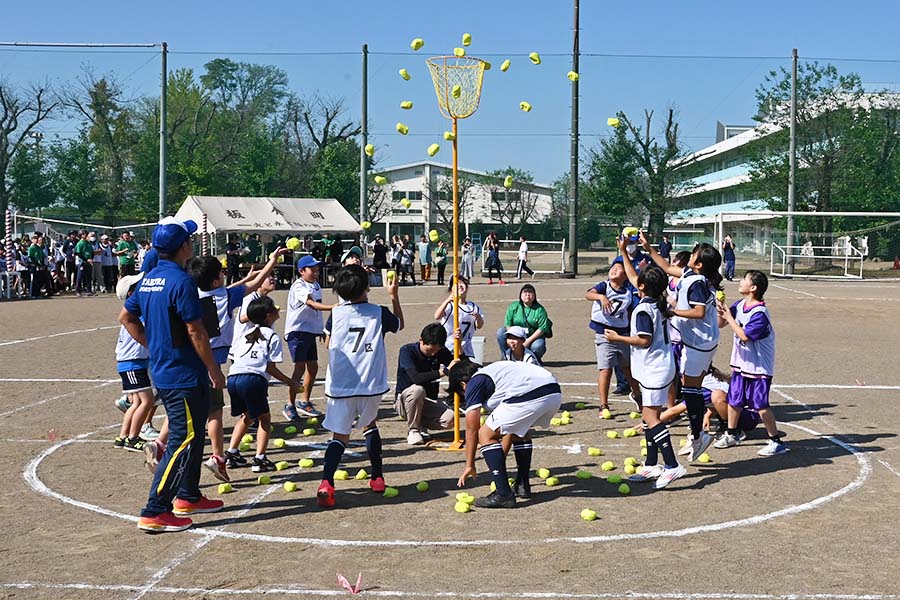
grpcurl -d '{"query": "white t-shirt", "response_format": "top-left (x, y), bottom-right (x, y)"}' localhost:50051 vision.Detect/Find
top-left (116, 325), bottom-right (149, 362)
top-left (517, 241), bottom-right (528, 261)
top-left (285, 278), bottom-right (324, 335)
top-left (439, 300), bottom-right (484, 357)
top-left (230, 291), bottom-right (261, 354)
top-left (503, 348), bottom-right (540, 365)
top-left (629, 298), bottom-right (676, 389)
top-left (198, 285), bottom-right (245, 351)
top-left (463, 361), bottom-right (559, 413)
top-left (229, 326), bottom-right (284, 379)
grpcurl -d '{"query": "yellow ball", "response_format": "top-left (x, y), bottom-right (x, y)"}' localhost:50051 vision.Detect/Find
top-left (410, 38), bottom-right (424, 51)
top-left (355, 469), bottom-right (368, 480)
top-left (454, 501), bottom-right (471, 513)
top-left (273, 438), bottom-right (285, 448)
top-left (451, 84), bottom-right (462, 99)
top-left (257, 475), bottom-right (272, 485)
top-left (429, 229), bottom-right (440, 242)
top-left (529, 51), bottom-right (541, 65)
top-left (241, 434), bottom-right (254, 444)
top-left (454, 47), bottom-right (466, 58)
top-left (575, 402), bottom-right (587, 409)
top-left (519, 101), bottom-right (532, 112)
top-left (607, 431), bottom-right (619, 439)
top-left (306, 417), bottom-right (319, 426)
top-left (283, 481), bottom-right (297, 492)
top-left (364, 143), bottom-right (375, 157)
top-left (567, 71), bottom-right (580, 82)
top-left (550, 417), bottom-right (561, 426)
top-left (385, 270), bottom-right (397, 282)
top-left (374, 175), bottom-right (388, 186)
top-left (601, 408), bottom-right (612, 420)
top-left (400, 100), bottom-right (413, 109)
top-left (698, 453), bottom-right (712, 463)
top-left (462, 33), bottom-right (472, 46)
top-left (275, 460), bottom-right (290, 471)
top-left (587, 447), bottom-right (603, 457)
top-left (396, 122), bottom-right (409, 135)
top-left (537, 468), bottom-right (551, 479)
top-left (624, 457), bottom-right (638, 467)
top-left (624, 464), bottom-right (637, 475)
top-left (580, 508), bottom-right (598, 521)
top-left (303, 428), bottom-right (316, 436)
top-left (427, 143), bottom-right (440, 157)
top-left (623, 428), bottom-right (638, 438)
top-left (218, 482), bottom-right (233, 494)
top-left (716, 290), bottom-right (727, 302)
top-left (286, 237), bottom-right (301, 251)
top-left (360, 221), bottom-right (372, 230)
top-left (601, 461), bottom-right (615, 471)
top-left (641, 447), bottom-right (648, 457)
top-left (399, 68), bottom-right (411, 81)
top-left (560, 416), bottom-right (571, 425)
top-left (503, 175), bottom-right (514, 188)
top-left (334, 470), bottom-right (349, 481)
top-left (607, 117), bottom-right (621, 127)
top-left (630, 411), bottom-right (642, 419)
top-left (500, 59), bottom-right (511, 71)
top-left (545, 476), bottom-right (560, 486)
top-left (401, 198), bottom-right (412, 209)
top-left (298, 458), bottom-right (314, 468)
top-left (443, 131), bottom-right (456, 141)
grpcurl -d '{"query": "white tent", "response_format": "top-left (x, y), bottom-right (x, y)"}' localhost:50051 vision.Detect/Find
top-left (174, 196), bottom-right (360, 235)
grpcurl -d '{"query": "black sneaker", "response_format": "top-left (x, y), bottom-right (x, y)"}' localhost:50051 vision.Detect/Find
top-left (514, 479), bottom-right (532, 499)
top-left (474, 491), bottom-right (517, 509)
top-left (113, 436), bottom-right (125, 449)
top-left (251, 456), bottom-right (276, 473)
top-left (124, 437), bottom-right (146, 453)
top-left (224, 450), bottom-right (247, 468)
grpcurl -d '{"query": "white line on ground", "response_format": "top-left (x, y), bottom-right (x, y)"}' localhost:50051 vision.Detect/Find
top-left (24, 421), bottom-right (870, 548)
top-left (0, 325), bottom-right (119, 347)
top-left (877, 459), bottom-right (900, 479)
top-left (129, 485), bottom-right (281, 600)
top-left (771, 284), bottom-right (824, 299)
top-left (2, 582), bottom-right (898, 599)
top-left (0, 381), bottom-right (115, 419)
top-left (0, 378), bottom-right (119, 383)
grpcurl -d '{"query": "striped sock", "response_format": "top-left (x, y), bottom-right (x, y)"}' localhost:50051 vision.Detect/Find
top-left (683, 387), bottom-right (705, 438)
top-left (481, 442), bottom-right (511, 496)
top-left (649, 423), bottom-right (678, 468)
top-left (512, 442), bottom-right (533, 485)
top-left (364, 427), bottom-right (383, 479)
top-left (643, 429), bottom-right (658, 466)
top-left (322, 439), bottom-right (346, 485)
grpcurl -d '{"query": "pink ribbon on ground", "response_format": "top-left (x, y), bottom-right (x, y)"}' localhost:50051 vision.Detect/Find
top-left (336, 573), bottom-right (362, 595)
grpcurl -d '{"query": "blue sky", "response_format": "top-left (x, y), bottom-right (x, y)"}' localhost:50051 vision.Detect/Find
top-left (4, 0), bottom-right (900, 184)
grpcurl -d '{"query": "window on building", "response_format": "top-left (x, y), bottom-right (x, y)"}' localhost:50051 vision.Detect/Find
top-left (407, 191), bottom-right (422, 201)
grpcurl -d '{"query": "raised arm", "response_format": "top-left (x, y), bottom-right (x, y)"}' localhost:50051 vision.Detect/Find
top-left (639, 231), bottom-right (683, 277)
top-left (617, 237), bottom-right (641, 289)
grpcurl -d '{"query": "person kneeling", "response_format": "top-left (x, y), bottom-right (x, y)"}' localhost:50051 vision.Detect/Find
top-left (451, 359), bottom-right (561, 508)
top-left (395, 323), bottom-right (458, 446)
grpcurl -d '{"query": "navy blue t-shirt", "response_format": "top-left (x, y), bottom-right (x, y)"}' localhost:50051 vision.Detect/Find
top-left (124, 259), bottom-right (207, 389)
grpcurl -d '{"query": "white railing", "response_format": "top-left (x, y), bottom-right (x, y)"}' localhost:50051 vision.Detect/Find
top-left (481, 239), bottom-right (567, 275)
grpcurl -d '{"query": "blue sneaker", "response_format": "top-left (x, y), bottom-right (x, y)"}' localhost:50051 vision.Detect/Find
top-left (282, 404), bottom-right (301, 422)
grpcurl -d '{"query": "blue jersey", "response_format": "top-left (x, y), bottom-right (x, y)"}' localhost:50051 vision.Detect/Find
top-left (589, 280), bottom-right (633, 334)
top-left (124, 259), bottom-right (207, 389)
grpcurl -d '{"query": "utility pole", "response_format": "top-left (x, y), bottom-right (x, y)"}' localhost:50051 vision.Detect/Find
top-left (786, 47), bottom-right (798, 274)
top-left (567, 0), bottom-right (580, 275)
top-left (359, 44), bottom-right (369, 225)
top-left (159, 41), bottom-right (168, 220)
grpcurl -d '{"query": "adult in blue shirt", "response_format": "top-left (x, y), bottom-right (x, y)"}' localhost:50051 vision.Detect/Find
top-left (722, 235), bottom-right (736, 281)
top-left (658, 235), bottom-right (673, 261)
top-left (119, 217), bottom-right (226, 533)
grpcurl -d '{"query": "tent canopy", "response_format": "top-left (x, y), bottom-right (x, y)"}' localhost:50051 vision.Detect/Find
top-left (175, 196), bottom-right (360, 235)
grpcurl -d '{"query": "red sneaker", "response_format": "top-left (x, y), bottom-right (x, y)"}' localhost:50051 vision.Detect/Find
top-left (173, 496), bottom-right (224, 515)
top-left (488, 280), bottom-right (494, 285)
top-left (499, 280), bottom-right (507, 285)
top-left (138, 511), bottom-right (192, 533)
top-left (317, 480), bottom-right (335, 508)
top-left (369, 477), bottom-right (386, 493)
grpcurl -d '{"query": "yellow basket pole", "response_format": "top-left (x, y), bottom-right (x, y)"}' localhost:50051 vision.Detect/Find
top-left (450, 116), bottom-right (462, 450)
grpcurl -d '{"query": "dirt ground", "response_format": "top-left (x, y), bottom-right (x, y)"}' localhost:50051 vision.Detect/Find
top-left (1, 275), bottom-right (899, 600)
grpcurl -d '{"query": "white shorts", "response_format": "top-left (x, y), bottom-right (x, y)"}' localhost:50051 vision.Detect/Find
top-left (323, 394), bottom-right (382, 436)
top-left (702, 373), bottom-right (729, 394)
top-left (680, 345), bottom-right (716, 378)
top-left (484, 393), bottom-right (562, 438)
top-left (639, 383), bottom-right (670, 407)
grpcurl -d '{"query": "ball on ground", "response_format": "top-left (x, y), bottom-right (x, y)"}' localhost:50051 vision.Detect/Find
top-left (587, 447), bottom-right (603, 457)
top-left (618, 483), bottom-right (631, 495)
top-left (537, 468), bottom-right (551, 479)
top-left (454, 501), bottom-right (471, 513)
top-left (416, 481), bottom-right (429, 492)
top-left (580, 508), bottom-right (598, 521)
top-left (334, 469), bottom-right (349, 481)
top-left (601, 461), bottom-right (615, 471)
top-left (283, 481), bottom-right (297, 492)
top-left (218, 483), bottom-right (233, 494)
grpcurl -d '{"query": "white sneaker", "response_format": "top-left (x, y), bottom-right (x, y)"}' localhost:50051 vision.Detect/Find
top-left (689, 431), bottom-right (714, 462)
top-left (629, 464), bottom-right (664, 482)
top-left (713, 432), bottom-right (741, 449)
top-left (677, 434), bottom-right (694, 456)
top-left (139, 423), bottom-right (160, 441)
top-left (653, 464), bottom-right (687, 489)
top-left (407, 429), bottom-right (424, 446)
top-left (757, 440), bottom-right (789, 456)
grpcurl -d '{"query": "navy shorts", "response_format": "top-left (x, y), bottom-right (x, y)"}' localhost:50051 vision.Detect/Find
top-left (286, 331), bottom-right (319, 363)
top-left (227, 373), bottom-right (270, 419)
top-left (120, 368), bottom-right (152, 393)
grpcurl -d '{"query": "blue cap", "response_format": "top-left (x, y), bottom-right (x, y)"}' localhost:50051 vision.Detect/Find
top-left (297, 255), bottom-right (322, 270)
top-left (152, 217), bottom-right (197, 254)
top-left (141, 247), bottom-right (159, 274)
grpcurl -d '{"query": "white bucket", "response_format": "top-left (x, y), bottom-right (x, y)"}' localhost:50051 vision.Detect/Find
top-left (471, 336), bottom-right (485, 365)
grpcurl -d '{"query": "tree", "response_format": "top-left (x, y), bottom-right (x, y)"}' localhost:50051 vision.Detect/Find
top-left (0, 81), bottom-right (58, 235)
top-left (8, 141), bottom-right (55, 213)
top-left (583, 124), bottom-right (642, 222)
top-left (615, 109), bottom-right (693, 235)
top-left (427, 172), bottom-right (477, 241)
top-left (49, 133), bottom-right (106, 219)
top-left (483, 168), bottom-right (542, 238)
top-left (61, 71), bottom-right (135, 222)
top-left (307, 138), bottom-right (360, 216)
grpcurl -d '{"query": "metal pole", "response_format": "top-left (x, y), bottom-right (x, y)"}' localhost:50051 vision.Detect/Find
top-left (359, 44), bottom-right (369, 223)
top-left (786, 48), bottom-right (797, 274)
top-left (567, 0), bottom-right (580, 275)
top-left (159, 42), bottom-right (168, 220)
top-left (450, 117), bottom-right (463, 450)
